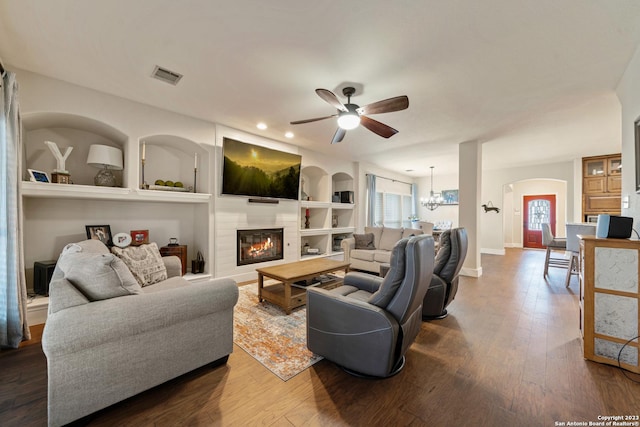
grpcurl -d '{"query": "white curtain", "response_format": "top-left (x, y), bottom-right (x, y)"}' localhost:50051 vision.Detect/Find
top-left (1, 71), bottom-right (30, 348)
top-left (366, 174), bottom-right (376, 227)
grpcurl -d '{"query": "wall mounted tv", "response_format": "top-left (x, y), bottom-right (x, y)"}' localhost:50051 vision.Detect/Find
top-left (221, 137), bottom-right (301, 200)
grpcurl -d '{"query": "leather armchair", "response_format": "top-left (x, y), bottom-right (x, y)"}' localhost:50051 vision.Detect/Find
top-left (422, 227), bottom-right (468, 320)
top-left (306, 234), bottom-right (435, 378)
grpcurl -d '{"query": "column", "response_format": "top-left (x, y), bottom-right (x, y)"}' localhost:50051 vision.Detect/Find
top-left (459, 140), bottom-right (482, 277)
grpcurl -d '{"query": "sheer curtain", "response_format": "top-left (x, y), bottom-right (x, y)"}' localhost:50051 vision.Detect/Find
top-left (366, 174), bottom-right (376, 227)
top-left (1, 70), bottom-right (30, 348)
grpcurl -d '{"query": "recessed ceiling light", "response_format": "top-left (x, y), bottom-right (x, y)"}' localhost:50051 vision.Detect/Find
top-left (285, 132), bottom-right (294, 138)
top-left (256, 123), bottom-right (267, 130)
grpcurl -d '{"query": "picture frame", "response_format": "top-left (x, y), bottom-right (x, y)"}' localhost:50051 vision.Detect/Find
top-left (441, 189), bottom-right (459, 205)
top-left (27, 169), bottom-right (50, 183)
top-left (130, 229), bottom-right (149, 246)
top-left (635, 117), bottom-right (640, 193)
top-left (85, 225), bottom-right (113, 246)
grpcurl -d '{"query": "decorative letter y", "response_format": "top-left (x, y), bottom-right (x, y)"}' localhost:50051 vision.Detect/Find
top-left (44, 141), bottom-right (73, 173)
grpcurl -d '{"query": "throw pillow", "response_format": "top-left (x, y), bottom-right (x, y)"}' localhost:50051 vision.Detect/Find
top-left (354, 233), bottom-right (375, 250)
top-left (58, 251), bottom-right (142, 301)
top-left (111, 242), bottom-right (168, 286)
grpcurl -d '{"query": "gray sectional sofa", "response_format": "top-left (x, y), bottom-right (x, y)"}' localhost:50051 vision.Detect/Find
top-left (42, 239), bottom-right (238, 427)
top-left (341, 226), bottom-right (423, 274)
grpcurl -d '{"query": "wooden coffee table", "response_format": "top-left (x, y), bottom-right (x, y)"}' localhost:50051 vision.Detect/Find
top-left (256, 258), bottom-right (350, 314)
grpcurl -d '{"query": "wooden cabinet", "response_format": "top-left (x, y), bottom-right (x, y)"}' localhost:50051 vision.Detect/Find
top-left (582, 154), bottom-right (621, 220)
top-left (579, 235), bottom-right (640, 373)
top-left (160, 244), bottom-right (188, 275)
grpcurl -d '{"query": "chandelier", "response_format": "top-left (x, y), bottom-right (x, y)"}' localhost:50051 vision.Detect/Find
top-left (421, 166), bottom-right (442, 211)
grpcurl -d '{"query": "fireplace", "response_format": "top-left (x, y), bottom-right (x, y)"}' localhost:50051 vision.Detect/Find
top-left (237, 228), bottom-right (284, 266)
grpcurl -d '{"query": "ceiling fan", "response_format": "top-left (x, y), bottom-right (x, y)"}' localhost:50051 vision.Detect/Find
top-left (290, 87), bottom-right (409, 144)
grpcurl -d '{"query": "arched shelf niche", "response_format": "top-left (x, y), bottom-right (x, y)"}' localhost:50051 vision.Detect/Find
top-left (301, 165), bottom-right (329, 202)
top-left (139, 135), bottom-right (211, 194)
top-left (22, 112), bottom-right (128, 187)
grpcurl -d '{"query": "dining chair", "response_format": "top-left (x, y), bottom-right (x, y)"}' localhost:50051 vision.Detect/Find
top-left (564, 223), bottom-right (596, 287)
top-left (541, 223), bottom-right (569, 277)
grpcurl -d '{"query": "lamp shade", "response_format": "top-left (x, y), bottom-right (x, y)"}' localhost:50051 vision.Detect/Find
top-left (87, 144), bottom-right (123, 170)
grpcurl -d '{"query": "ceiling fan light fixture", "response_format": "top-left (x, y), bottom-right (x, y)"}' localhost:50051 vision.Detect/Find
top-left (337, 112), bottom-right (360, 130)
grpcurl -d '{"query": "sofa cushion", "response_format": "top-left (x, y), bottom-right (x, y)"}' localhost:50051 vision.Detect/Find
top-left (350, 249), bottom-right (376, 262)
top-left (402, 228), bottom-right (423, 239)
top-left (111, 242), bottom-right (168, 286)
top-left (354, 233), bottom-right (375, 249)
top-left (373, 251), bottom-right (392, 264)
top-left (365, 226), bottom-right (383, 249)
top-left (57, 251), bottom-right (142, 301)
top-left (378, 227), bottom-right (403, 251)
top-left (141, 276), bottom-right (189, 293)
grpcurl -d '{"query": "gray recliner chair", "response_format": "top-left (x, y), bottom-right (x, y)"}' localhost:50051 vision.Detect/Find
top-left (306, 234), bottom-right (435, 378)
top-left (422, 228), bottom-right (468, 320)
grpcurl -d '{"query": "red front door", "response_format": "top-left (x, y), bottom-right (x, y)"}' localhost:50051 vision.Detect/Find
top-left (523, 195), bottom-right (556, 249)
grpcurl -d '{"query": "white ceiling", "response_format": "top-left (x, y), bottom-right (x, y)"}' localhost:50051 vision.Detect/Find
top-left (1, 0), bottom-right (639, 177)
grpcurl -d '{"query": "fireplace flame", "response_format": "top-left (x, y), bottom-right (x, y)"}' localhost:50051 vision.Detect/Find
top-left (248, 237), bottom-right (273, 258)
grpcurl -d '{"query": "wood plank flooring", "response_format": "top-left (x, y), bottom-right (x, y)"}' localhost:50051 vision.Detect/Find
top-left (2, 248), bottom-right (640, 426)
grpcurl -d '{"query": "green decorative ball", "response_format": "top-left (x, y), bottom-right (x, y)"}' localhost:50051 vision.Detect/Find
top-left (174, 181), bottom-right (184, 188)
top-left (154, 179), bottom-right (165, 186)
top-left (164, 180), bottom-right (174, 187)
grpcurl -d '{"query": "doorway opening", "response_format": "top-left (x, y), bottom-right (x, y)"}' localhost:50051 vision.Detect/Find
top-left (523, 194), bottom-right (556, 249)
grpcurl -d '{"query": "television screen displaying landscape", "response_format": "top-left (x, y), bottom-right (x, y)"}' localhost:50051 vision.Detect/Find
top-left (222, 137), bottom-right (301, 200)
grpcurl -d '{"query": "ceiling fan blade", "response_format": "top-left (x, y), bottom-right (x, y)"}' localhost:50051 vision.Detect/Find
top-left (360, 115), bottom-right (399, 138)
top-left (331, 127), bottom-right (346, 144)
top-left (357, 96), bottom-right (409, 115)
top-left (316, 89), bottom-right (348, 112)
top-left (290, 114), bottom-right (337, 125)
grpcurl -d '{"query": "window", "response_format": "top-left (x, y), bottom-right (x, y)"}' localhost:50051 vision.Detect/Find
top-left (371, 179), bottom-right (414, 227)
top-left (527, 199), bottom-right (550, 230)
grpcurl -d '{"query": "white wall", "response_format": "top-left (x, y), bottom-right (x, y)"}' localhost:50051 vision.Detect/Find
top-left (481, 161), bottom-right (575, 253)
top-left (617, 45), bottom-right (640, 222)
top-left (505, 179), bottom-right (567, 247)
top-left (16, 69), bottom-right (362, 285)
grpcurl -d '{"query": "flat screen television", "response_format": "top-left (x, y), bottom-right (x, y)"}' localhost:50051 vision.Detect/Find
top-left (221, 137), bottom-right (301, 200)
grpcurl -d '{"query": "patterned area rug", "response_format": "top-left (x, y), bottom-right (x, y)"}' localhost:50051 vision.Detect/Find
top-left (233, 283), bottom-right (322, 381)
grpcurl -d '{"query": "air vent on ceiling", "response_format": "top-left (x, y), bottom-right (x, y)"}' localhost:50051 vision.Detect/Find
top-left (151, 65), bottom-right (183, 85)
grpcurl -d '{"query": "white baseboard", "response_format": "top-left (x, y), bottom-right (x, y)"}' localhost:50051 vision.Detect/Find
top-left (481, 248), bottom-right (505, 255)
top-left (504, 243), bottom-right (523, 248)
top-left (460, 266), bottom-right (483, 277)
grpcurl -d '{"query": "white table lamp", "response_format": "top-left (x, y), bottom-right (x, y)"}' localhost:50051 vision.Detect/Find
top-left (87, 144), bottom-right (123, 187)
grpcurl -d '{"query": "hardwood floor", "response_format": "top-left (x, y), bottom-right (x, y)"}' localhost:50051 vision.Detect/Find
top-left (2, 248), bottom-right (640, 426)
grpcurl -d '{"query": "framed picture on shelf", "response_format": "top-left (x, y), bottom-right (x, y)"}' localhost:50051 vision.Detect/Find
top-left (441, 189), bottom-right (459, 205)
top-left (130, 229), bottom-right (149, 246)
top-left (85, 225), bottom-right (113, 246)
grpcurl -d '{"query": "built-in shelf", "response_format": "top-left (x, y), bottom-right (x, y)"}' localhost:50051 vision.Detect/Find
top-left (22, 181), bottom-right (211, 204)
top-left (134, 189), bottom-right (211, 204)
top-left (22, 181), bottom-right (131, 200)
top-left (299, 166), bottom-right (355, 261)
top-left (331, 203), bottom-right (355, 210)
top-left (301, 200), bottom-right (331, 208)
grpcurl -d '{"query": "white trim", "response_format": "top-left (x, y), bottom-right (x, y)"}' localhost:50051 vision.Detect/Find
top-left (481, 248), bottom-right (505, 255)
top-left (460, 266), bottom-right (483, 277)
top-left (505, 242), bottom-right (523, 248)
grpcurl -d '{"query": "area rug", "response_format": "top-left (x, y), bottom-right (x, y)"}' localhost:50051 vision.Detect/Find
top-left (233, 283), bottom-right (322, 381)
